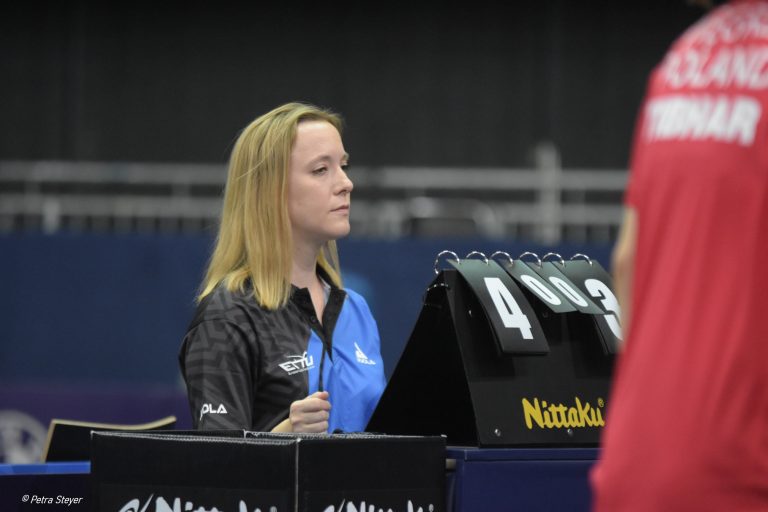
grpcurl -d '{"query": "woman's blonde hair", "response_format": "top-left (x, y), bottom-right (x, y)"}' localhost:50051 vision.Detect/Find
top-left (199, 102), bottom-right (344, 308)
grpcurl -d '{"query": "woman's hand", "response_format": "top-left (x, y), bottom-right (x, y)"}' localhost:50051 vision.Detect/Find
top-left (287, 391), bottom-right (332, 433)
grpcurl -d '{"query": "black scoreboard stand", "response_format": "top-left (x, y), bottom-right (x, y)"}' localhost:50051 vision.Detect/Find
top-left (367, 252), bottom-right (619, 447)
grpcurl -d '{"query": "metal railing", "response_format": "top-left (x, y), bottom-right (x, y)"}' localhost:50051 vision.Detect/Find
top-left (0, 148), bottom-right (627, 243)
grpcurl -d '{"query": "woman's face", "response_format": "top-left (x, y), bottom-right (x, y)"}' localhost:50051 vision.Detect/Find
top-left (287, 120), bottom-right (353, 248)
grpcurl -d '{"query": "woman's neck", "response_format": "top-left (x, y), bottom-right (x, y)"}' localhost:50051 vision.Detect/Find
top-left (291, 239), bottom-right (327, 322)
top-left (291, 240), bottom-right (321, 290)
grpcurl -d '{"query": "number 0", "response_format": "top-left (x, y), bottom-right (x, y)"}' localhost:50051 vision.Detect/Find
top-left (548, 276), bottom-right (590, 307)
top-left (520, 274), bottom-right (562, 306)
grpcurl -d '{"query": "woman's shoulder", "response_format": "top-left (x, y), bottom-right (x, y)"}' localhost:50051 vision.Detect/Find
top-left (341, 286), bottom-right (374, 315)
top-left (341, 286), bottom-right (364, 302)
top-left (202, 283), bottom-right (252, 309)
top-left (190, 284), bottom-right (262, 328)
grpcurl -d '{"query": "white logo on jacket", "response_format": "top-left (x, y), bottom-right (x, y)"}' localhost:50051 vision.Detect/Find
top-left (199, 403), bottom-right (228, 421)
top-left (354, 342), bottom-right (376, 365)
top-left (279, 351), bottom-right (315, 375)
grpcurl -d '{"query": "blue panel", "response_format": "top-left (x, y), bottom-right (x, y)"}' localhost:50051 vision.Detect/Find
top-left (450, 448), bottom-right (597, 512)
top-left (0, 233), bottom-right (210, 385)
top-left (0, 234), bottom-right (612, 387)
top-left (0, 463), bottom-right (90, 475)
top-left (447, 447), bottom-right (600, 462)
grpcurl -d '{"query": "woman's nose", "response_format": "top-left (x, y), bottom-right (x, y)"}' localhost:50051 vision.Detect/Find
top-left (338, 168), bottom-right (353, 193)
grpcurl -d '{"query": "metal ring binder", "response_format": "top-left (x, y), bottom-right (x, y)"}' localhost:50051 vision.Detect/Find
top-left (518, 251), bottom-right (542, 267)
top-left (434, 250), bottom-right (461, 275)
top-left (465, 251), bottom-right (489, 264)
top-left (490, 251), bottom-right (514, 266)
top-left (571, 253), bottom-right (593, 266)
top-left (542, 252), bottom-right (566, 267)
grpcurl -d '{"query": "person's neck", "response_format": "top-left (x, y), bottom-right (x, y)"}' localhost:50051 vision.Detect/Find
top-left (291, 240), bottom-right (322, 290)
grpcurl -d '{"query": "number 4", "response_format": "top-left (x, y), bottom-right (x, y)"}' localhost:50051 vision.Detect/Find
top-left (484, 277), bottom-right (534, 339)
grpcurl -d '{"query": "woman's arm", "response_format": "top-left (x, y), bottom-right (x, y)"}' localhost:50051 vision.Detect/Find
top-left (180, 319), bottom-right (255, 429)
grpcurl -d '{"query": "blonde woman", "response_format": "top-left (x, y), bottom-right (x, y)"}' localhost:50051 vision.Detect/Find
top-left (179, 102), bottom-right (385, 433)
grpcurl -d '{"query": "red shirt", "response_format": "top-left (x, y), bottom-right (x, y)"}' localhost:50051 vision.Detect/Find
top-left (592, 2), bottom-right (768, 510)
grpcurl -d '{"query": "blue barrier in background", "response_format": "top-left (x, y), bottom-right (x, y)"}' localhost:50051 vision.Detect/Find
top-left (0, 234), bottom-right (612, 460)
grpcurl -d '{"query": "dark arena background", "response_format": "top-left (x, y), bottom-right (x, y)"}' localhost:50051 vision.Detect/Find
top-left (1, 1), bottom-right (705, 464)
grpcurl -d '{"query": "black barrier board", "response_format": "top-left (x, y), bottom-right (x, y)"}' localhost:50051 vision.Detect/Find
top-left (367, 268), bottom-right (614, 446)
top-left (92, 432), bottom-right (293, 511)
top-left (247, 433), bottom-right (445, 512)
top-left (92, 431), bottom-right (445, 512)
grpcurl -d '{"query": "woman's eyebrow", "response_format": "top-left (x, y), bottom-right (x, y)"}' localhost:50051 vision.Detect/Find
top-left (308, 152), bottom-right (350, 166)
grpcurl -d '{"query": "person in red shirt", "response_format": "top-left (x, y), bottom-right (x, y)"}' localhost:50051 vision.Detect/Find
top-left (592, 1), bottom-right (768, 510)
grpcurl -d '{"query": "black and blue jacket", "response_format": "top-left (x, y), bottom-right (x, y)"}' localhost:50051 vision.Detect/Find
top-left (179, 271), bottom-right (386, 432)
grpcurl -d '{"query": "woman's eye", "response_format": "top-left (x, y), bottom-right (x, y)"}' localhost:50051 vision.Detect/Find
top-left (341, 163), bottom-right (351, 172)
top-left (312, 167), bottom-right (327, 175)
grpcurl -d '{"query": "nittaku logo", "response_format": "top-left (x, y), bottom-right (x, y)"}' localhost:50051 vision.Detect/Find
top-left (118, 495), bottom-right (434, 512)
top-left (118, 495), bottom-right (276, 512)
top-left (278, 352), bottom-right (314, 375)
top-left (199, 403), bottom-right (228, 421)
top-left (323, 500), bottom-right (434, 512)
top-left (354, 343), bottom-right (376, 366)
top-left (522, 397), bottom-right (605, 430)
